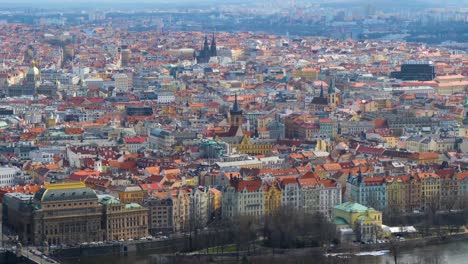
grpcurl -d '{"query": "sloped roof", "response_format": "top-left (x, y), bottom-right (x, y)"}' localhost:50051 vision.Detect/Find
top-left (334, 201), bottom-right (369, 213)
top-left (125, 203), bottom-right (143, 209)
top-left (38, 187), bottom-right (97, 202)
top-left (234, 180), bottom-right (262, 192)
top-left (98, 195), bottom-right (120, 205)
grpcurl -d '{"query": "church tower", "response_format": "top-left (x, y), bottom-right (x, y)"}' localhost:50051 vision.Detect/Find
top-left (203, 35), bottom-right (210, 53)
top-left (463, 94), bottom-right (468, 124)
top-left (230, 94), bottom-right (243, 127)
top-left (327, 75), bottom-right (340, 107)
top-left (210, 33), bottom-right (217, 57)
top-left (319, 83), bottom-right (324, 98)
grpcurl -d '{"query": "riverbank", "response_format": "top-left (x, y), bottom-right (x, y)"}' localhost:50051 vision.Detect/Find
top-left (54, 231), bottom-right (468, 263)
top-left (330, 231), bottom-right (468, 254)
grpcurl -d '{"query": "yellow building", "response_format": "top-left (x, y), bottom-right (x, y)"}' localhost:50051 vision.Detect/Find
top-left (382, 135), bottom-right (397, 148)
top-left (333, 202), bottom-right (382, 242)
top-left (220, 96), bottom-right (275, 155)
top-left (230, 135), bottom-right (275, 155)
top-left (292, 68), bottom-right (319, 80)
top-left (386, 176), bottom-right (409, 211)
top-left (417, 172), bottom-right (440, 211)
top-left (373, 99), bottom-right (392, 110)
top-left (263, 183), bottom-right (282, 215)
top-left (315, 139), bottom-right (329, 152)
top-left (171, 189), bottom-right (191, 233)
top-left (46, 114), bottom-right (57, 128)
top-left (116, 185), bottom-right (146, 205)
top-left (460, 127), bottom-right (468, 138)
top-left (209, 188), bottom-right (222, 218)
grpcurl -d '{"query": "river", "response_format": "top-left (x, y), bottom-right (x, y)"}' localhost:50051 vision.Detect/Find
top-left (352, 240), bottom-right (468, 264)
top-left (60, 240), bottom-right (468, 264)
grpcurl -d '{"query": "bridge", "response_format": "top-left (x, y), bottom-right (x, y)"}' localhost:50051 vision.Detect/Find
top-left (2, 245), bottom-right (60, 264)
top-left (18, 246), bottom-right (59, 264)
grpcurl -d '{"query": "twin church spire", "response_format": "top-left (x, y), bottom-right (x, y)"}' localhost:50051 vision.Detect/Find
top-left (196, 33), bottom-right (217, 63)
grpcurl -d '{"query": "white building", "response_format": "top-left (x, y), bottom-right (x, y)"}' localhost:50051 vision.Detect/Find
top-left (123, 137), bottom-right (148, 153)
top-left (222, 180), bottom-right (264, 218)
top-left (156, 92), bottom-right (175, 104)
top-left (299, 178), bottom-right (342, 219)
top-left (0, 167), bottom-right (22, 187)
top-left (113, 73), bottom-right (129, 92)
top-left (280, 178), bottom-right (301, 208)
top-left (190, 187), bottom-right (210, 226)
top-left (29, 150), bottom-right (54, 164)
top-left (148, 128), bottom-right (175, 152)
top-left (84, 78), bottom-right (104, 88)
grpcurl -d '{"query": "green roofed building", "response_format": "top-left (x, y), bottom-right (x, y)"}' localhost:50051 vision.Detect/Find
top-left (98, 194), bottom-right (148, 241)
top-left (333, 202), bottom-right (382, 243)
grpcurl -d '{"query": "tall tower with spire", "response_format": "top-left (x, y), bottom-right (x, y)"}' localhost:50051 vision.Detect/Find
top-left (463, 94), bottom-right (468, 124)
top-left (196, 34), bottom-right (217, 64)
top-left (203, 35), bottom-right (210, 56)
top-left (327, 75), bottom-right (340, 107)
top-left (230, 94), bottom-right (243, 127)
top-left (210, 33), bottom-right (217, 57)
top-left (319, 83), bottom-right (324, 98)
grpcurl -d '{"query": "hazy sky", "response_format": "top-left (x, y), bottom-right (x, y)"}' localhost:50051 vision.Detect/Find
top-left (1, 0), bottom-right (465, 9)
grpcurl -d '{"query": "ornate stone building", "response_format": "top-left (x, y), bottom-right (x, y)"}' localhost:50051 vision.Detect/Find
top-left (99, 195), bottom-right (148, 241)
top-left (32, 182), bottom-right (102, 246)
top-left (7, 63), bottom-right (58, 98)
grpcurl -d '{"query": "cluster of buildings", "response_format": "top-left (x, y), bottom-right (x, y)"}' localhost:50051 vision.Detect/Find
top-left (0, 23), bottom-right (466, 247)
top-left (347, 169), bottom-right (468, 212)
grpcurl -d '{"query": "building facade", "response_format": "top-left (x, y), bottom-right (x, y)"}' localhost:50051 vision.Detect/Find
top-left (99, 195), bottom-right (148, 241)
top-left (145, 195), bottom-right (173, 234)
top-left (32, 182), bottom-right (103, 246)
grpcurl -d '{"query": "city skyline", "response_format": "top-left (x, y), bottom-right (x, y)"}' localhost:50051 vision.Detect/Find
top-left (0, 1), bottom-right (466, 264)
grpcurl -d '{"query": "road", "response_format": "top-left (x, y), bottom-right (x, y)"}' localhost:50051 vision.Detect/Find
top-left (19, 247), bottom-right (58, 264)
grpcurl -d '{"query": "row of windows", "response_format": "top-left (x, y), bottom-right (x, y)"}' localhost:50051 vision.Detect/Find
top-left (46, 201), bottom-right (94, 208)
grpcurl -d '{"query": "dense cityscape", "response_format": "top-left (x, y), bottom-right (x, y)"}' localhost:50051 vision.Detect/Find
top-left (0, 1), bottom-right (467, 264)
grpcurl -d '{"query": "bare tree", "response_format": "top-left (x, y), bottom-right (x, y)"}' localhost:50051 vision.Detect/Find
top-left (440, 193), bottom-right (458, 212)
top-left (388, 238), bottom-right (401, 264)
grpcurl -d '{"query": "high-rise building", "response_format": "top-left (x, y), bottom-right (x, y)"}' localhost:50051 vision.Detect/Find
top-left (120, 45), bottom-right (132, 67)
top-left (390, 61), bottom-right (436, 81)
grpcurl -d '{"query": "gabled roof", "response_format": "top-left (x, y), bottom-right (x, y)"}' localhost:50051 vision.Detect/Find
top-left (280, 177), bottom-right (298, 188)
top-left (457, 172), bottom-right (468, 181)
top-left (139, 183), bottom-right (164, 191)
top-left (363, 177), bottom-right (385, 186)
top-left (233, 180), bottom-right (262, 192)
top-left (356, 145), bottom-right (385, 156)
top-left (310, 97), bottom-right (328, 105)
top-left (410, 152), bottom-right (439, 160)
top-left (417, 172), bottom-right (439, 179)
top-left (323, 163), bottom-right (342, 171)
top-left (216, 125), bottom-right (243, 137)
top-left (298, 178), bottom-right (318, 188)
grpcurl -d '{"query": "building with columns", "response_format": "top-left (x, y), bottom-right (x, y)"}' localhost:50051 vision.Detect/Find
top-left (32, 182), bottom-right (102, 246)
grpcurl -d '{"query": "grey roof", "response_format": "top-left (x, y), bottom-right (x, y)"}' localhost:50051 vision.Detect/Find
top-left (150, 128), bottom-right (171, 138)
top-left (36, 187), bottom-right (97, 202)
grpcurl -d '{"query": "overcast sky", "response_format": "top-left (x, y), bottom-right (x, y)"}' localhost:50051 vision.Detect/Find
top-left (1, 0), bottom-right (464, 9)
